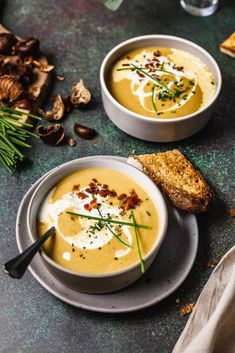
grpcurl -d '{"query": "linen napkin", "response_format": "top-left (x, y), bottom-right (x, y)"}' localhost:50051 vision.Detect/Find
top-left (173, 245), bottom-right (235, 353)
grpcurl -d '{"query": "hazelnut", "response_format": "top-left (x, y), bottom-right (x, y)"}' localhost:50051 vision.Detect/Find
top-left (39, 95), bottom-right (65, 121)
top-left (36, 124), bottom-right (65, 146)
top-left (74, 123), bottom-right (96, 139)
top-left (12, 37), bottom-right (40, 57)
top-left (0, 75), bottom-right (23, 102)
top-left (13, 99), bottom-right (32, 111)
top-left (0, 33), bottom-right (17, 55)
top-left (70, 79), bottom-right (91, 107)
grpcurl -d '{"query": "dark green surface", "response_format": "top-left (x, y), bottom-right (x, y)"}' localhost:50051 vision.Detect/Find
top-left (0, 1), bottom-right (234, 352)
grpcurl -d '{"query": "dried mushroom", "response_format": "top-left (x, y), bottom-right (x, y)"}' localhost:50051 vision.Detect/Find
top-left (36, 124), bottom-right (64, 145)
top-left (0, 33), bottom-right (17, 55)
top-left (0, 75), bottom-right (23, 102)
top-left (74, 122), bottom-right (96, 139)
top-left (70, 79), bottom-right (91, 107)
top-left (12, 37), bottom-right (40, 57)
top-left (39, 95), bottom-right (65, 121)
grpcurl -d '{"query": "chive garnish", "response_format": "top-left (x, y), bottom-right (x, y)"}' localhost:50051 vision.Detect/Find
top-left (151, 85), bottom-right (158, 115)
top-left (131, 64), bottom-right (175, 95)
top-left (131, 210), bottom-right (145, 273)
top-left (97, 207), bottom-right (131, 248)
top-left (66, 211), bottom-right (151, 229)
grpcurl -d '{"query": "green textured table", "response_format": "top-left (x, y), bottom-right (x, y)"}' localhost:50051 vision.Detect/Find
top-left (1, 1), bottom-right (234, 352)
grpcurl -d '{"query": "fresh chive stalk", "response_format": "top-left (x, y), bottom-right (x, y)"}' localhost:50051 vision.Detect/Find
top-left (0, 106), bottom-right (41, 172)
top-left (131, 210), bottom-right (145, 273)
top-left (97, 207), bottom-right (131, 248)
top-left (66, 211), bottom-right (151, 229)
top-left (151, 85), bottom-right (158, 115)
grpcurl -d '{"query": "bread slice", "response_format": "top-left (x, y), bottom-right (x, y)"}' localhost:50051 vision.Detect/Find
top-left (220, 32), bottom-right (235, 58)
top-left (127, 149), bottom-right (213, 213)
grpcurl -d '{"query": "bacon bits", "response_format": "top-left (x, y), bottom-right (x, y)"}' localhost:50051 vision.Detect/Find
top-left (119, 190), bottom-right (141, 211)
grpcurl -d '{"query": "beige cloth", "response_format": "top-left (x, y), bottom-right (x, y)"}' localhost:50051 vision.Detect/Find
top-left (173, 246), bottom-right (235, 353)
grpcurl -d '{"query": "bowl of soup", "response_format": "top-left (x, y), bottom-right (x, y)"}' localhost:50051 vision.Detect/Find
top-left (27, 157), bottom-right (168, 293)
top-left (100, 35), bottom-right (222, 142)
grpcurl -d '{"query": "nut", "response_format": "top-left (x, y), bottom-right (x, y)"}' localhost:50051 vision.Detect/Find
top-left (70, 79), bottom-right (91, 107)
top-left (33, 60), bottom-right (54, 73)
top-left (3, 63), bottom-right (34, 86)
top-left (12, 37), bottom-right (40, 57)
top-left (74, 122), bottom-right (96, 139)
top-left (0, 75), bottom-right (23, 102)
top-left (13, 99), bottom-right (32, 111)
top-left (39, 95), bottom-right (65, 121)
top-left (36, 124), bottom-right (64, 145)
top-left (67, 138), bottom-right (76, 147)
top-left (0, 33), bottom-right (17, 55)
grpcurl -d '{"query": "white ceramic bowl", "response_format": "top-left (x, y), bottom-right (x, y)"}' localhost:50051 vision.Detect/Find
top-left (100, 35), bottom-right (222, 142)
top-left (26, 156), bottom-right (168, 293)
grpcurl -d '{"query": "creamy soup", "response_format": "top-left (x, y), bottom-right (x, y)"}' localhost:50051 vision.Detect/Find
top-left (37, 168), bottom-right (159, 274)
top-left (109, 47), bottom-right (216, 118)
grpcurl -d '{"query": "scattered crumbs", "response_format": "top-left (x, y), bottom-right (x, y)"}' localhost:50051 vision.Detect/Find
top-left (229, 208), bottom-right (235, 217)
top-left (180, 302), bottom-right (195, 316)
top-left (146, 210), bottom-right (151, 216)
top-left (175, 297), bottom-right (180, 304)
top-left (206, 259), bottom-right (216, 268)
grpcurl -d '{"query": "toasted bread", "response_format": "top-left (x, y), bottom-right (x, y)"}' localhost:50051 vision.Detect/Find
top-left (220, 32), bottom-right (235, 58)
top-left (128, 149), bottom-right (213, 213)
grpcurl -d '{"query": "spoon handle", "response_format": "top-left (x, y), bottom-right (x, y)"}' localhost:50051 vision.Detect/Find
top-left (4, 226), bottom-right (55, 279)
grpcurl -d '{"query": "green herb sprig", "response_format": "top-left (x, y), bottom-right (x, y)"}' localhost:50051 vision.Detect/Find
top-left (66, 211), bottom-right (151, 229)
top-left (131, 210), bottom-right (145, 273)
top-left (96, 207), bottom-right (131, 248)
top-left (0, 106), bottom-right (41, 172)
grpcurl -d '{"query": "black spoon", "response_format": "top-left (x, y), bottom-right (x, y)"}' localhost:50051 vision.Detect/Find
top-left (4, 226), bottom-right (55, 279)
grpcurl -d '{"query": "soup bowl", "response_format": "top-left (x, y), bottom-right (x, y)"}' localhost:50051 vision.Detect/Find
top-left (27, 156), bottom-right (168, 293)
top-left (100, 34), bottom-right (222, 142)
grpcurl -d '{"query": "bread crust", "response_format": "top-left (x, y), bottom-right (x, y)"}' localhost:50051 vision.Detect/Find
top-left (220, 32), bottom-right (235, 58)
top-left (129, 149), bottom-right (213, 213)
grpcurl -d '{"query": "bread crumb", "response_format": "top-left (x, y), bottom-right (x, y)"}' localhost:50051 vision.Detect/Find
top-left (180, 302), bottom-right (195, 316)
top-left (229, 208), bottom-right (235, 217)
top-left (175, 297), bottom-right (181, 304)
top-left (206, 259), bottom-right (216, 268)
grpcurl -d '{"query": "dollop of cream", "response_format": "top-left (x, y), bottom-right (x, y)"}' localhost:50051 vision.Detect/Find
top-left (112, 48), bottom-right (215, 114)
top-left (38, 187), bottom-right (132, 258)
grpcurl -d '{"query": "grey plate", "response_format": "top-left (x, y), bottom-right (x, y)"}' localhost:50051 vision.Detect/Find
top-left (16, 156), bottom-right (198, 313)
